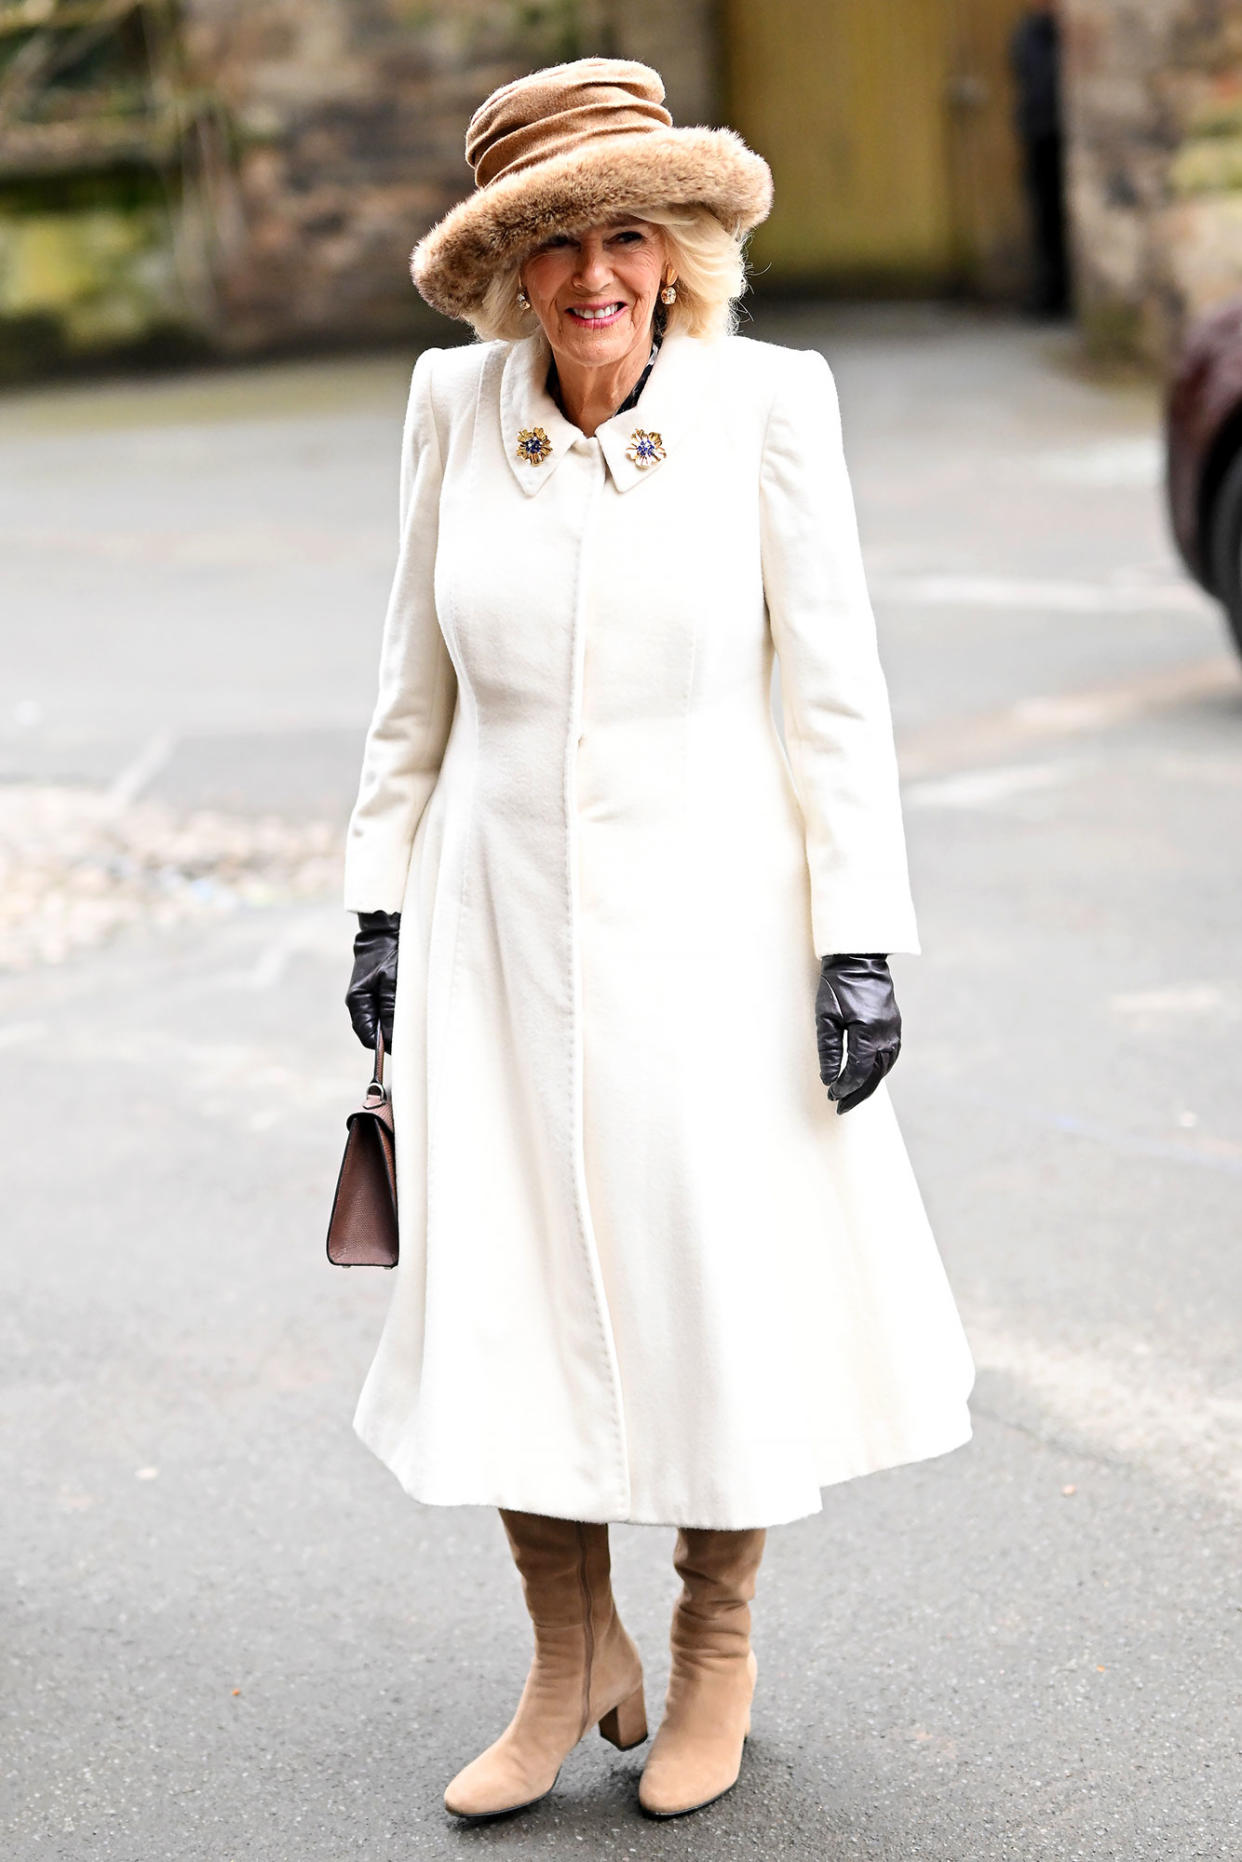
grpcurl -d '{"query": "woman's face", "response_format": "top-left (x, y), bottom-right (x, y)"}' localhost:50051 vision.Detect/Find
top-left (520, 218), bottom-right (669, 370)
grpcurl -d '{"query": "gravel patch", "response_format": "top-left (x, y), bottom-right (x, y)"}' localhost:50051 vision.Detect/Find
top-left (0, 782), bottom-right (342, 968)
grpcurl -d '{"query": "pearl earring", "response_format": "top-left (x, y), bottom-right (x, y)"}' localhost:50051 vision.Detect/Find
top-left (660, 282), bottom-right (677, 305)
top-left (516, 287), bottom-right (531, 311)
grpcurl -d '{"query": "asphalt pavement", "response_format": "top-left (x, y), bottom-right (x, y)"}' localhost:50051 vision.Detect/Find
top-left (3, 303), bottom-right (1240, 1861)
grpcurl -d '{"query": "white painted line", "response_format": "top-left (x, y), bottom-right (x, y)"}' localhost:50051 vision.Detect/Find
top-left (1109, 985), bottom-right (1230, 1017)
top-left (873, 573), bottom-right (1206, 613)
top-left (106, 729), bottom-right (176, 809)
top-left (905, 761), bottom-right (1071, 811)
top-left (0, 1020), bottom-right (48, 1049)
top-left (240, 911), bottom-right (349, 990)
top-left (246, 922), bottom-right (307, 990)
top-left (1032, 436), bottom-right (1163, 487)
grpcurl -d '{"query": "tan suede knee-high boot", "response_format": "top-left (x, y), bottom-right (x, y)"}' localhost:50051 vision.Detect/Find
top-left (638, 1526), bottom-right (766, 1818)
top-left (443, 1510), bottom-right (647, 1820)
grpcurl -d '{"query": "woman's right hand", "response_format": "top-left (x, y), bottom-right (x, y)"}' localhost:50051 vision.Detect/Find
top-left (346, 910), bottom-right (401, 1050)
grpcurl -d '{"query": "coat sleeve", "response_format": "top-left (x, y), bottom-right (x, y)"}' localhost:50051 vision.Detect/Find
top-left (343, 347), bottom-right (458, 914)
top-left (759, 347), bottom-right (920, 958)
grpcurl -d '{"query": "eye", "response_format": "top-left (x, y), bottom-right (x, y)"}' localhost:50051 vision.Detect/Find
top-left (611, 229), bottom-right (644, 245)
top-left (540, 234), bottom-right (575, 250)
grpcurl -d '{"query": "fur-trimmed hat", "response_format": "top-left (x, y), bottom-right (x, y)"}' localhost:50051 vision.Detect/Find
top-left (411, 57), bottom-right (773, 322)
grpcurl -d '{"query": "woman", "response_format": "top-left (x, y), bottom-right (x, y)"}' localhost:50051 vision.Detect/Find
top-left (343, 57), bottom-right (975, 1823)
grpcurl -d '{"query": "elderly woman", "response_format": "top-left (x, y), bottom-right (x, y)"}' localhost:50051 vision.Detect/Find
top-left (342, 57), bottom-right (975, 1823)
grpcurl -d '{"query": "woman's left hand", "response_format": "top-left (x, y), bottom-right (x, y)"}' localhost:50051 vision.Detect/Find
top-left (815, 954), bottom-right (902, 1114)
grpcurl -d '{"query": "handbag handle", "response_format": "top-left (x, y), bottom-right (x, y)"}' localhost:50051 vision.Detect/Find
top-left (365, 1028), bottom-right (388, 1107)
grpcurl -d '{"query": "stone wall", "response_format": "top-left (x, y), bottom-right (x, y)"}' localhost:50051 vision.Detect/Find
top-left (189, 0), bottom-right (716, 353)
top-left (1064, 0), bottom-right (1242, 362)
top-left (0, 0), bottom-right (717, 372)
top-left (18, 0), bottom-right (1239, 374)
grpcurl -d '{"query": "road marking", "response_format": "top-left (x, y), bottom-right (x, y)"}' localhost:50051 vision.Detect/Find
top-left (899, 655), bottom-right (1239, 779)
top-left (1109, 985), bottom-right (1231, 1018)
top-left (1032, 436), bottom-right (1162, 487)
top-left (106, 729), bottom-right (176, 809)
top-left (873, 572), bottom-right (1206, 613)
top-left (229, 911), bottom-right (350, 990)
top-left (0, 1020), bottom-right (47, 1048)
top-left (905, 761), bottom-right (1072, 810)
top-left (245, 923), bottom-right (306, 990)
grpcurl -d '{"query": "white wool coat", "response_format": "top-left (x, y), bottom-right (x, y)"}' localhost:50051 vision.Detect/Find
top-left (343, 324), bottom-right (975, 1530)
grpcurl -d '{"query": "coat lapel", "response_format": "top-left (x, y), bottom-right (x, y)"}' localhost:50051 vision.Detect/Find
top-left (500, 326), bottom-right (721, 496)
top-left (499, 333), bottom-right (584, 497)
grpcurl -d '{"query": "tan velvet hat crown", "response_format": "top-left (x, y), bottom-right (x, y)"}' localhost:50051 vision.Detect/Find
top-left (411, 56), bottom-right (773, 323)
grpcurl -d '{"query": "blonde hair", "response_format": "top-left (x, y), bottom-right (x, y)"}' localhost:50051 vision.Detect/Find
top-left (468, 203), bottom-right (749, 343)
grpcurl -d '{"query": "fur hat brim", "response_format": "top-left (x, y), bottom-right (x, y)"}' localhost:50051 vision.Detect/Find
top-left (411, 126), bottom-right (773, 322)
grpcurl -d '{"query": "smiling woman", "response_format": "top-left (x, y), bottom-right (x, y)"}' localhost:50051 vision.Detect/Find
top-left (341, 53), bottom-right (975, 1829)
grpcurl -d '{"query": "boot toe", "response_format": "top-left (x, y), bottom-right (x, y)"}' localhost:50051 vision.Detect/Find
top-left (640, 1757), bottom-right (737, 1817)
top-left (638, 1750), bottom-right (741, 1818)
top-left (444, 1748), bottom-right (556, 1820)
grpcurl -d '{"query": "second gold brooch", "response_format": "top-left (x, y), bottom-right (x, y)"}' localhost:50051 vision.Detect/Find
top-left (626, 429), bottom-right (666, 469)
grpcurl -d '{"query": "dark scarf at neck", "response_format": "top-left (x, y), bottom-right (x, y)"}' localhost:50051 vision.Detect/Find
top-left (545, 323), bottom-right (664, 423)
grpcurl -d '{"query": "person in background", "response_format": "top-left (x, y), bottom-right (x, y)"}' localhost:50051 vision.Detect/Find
top-left (1011, 0), bottom-right (1070, 316)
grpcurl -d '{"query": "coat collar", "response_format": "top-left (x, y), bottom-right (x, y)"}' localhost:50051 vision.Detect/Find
top-left (499, 325), bottom-right (718, 496)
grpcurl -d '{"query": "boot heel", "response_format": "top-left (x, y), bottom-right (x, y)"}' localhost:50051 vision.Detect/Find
top-left (599, 1684), bottom-right (647, 1750)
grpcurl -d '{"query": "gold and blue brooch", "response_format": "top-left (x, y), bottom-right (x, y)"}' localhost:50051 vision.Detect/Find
top-left (516, 426), bottom-right (552, 466)
top-left (626, 428), bottom-right (666, 469)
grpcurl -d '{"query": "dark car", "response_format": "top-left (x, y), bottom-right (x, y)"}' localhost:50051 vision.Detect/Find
top-left (1166, 292), bottom-right (1242, 656)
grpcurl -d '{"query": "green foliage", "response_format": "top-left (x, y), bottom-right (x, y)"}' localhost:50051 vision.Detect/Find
top-left (1170, 136), bottom-right (1242, 199)
top-left (0, 0), bottom-right (230, 374)
top-left (1184, 96), bottom-right (1242, 141)
top-left (0, 164), bottom-right (174, 212)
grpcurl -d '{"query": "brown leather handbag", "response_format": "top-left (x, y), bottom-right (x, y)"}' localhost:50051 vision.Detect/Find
top-left (326, 1031), bottom-right (398, 1267)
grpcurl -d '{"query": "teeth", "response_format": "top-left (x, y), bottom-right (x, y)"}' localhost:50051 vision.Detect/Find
top-left (571, 304), bottom-right (622, 319)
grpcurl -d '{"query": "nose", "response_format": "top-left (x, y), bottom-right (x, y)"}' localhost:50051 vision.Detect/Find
top-left (574, 235), bottom-right (612, 291)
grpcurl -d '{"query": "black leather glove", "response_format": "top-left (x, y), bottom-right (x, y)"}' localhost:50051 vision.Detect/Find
top-left (815, 953), bottom-right (902, 1115)
top-left (346, 910), bottom-right (400, 1051)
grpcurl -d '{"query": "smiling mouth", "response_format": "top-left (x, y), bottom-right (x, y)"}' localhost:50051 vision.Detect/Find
top-left (566, 302), bottom-right (626, 326)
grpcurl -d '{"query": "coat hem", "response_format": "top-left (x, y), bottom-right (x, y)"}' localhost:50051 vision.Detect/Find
top-left (353, 1402), bottom-right (974, 1531)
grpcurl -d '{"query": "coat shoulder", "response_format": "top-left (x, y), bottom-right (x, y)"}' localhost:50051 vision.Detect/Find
top-left (408, 338), bottom-right (505, 456)
top-left (720, 334), bottom-right (835, 392)
top-left (719, 336), bottom-right (840, 447)
top-left (416, 338), bottom-right (503, 411)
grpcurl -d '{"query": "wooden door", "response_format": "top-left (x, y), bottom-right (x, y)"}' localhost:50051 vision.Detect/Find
top-left (943, 0), bottom-right (1034, 298)
top-left (721, 0), bottom-right (1033, 296)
